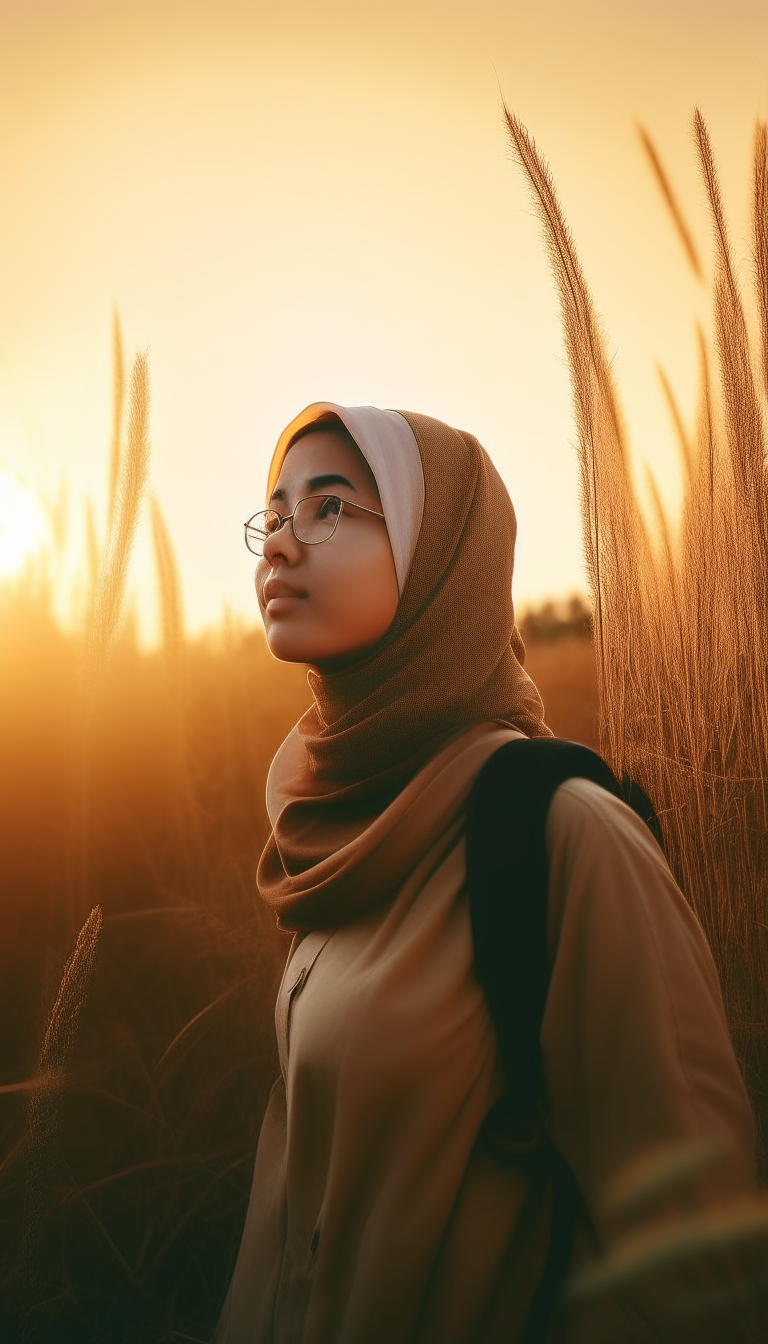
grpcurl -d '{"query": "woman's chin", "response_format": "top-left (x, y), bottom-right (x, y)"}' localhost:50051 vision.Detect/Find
top-left (265, 636), bottom-right (312, 664)
top-left (264, 625), bottom-right (324, 665)
top-left (264, 627), bottom-right (372, 670)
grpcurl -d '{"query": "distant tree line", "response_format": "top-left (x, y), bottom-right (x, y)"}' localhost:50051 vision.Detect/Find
top-left (519, 594), bottom-right (592, 643)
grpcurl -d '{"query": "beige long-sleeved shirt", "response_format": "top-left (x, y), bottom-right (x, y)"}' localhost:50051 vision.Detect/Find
top-left (214, 778), bottom-right (759, 1344)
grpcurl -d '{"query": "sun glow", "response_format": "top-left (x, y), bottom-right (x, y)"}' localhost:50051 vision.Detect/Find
top-left (0, 470), bottom-right (49, 579)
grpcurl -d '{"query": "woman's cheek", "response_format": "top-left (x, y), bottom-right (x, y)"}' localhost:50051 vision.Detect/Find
top-left (254, 560), bottom-right (270, 619)
top-left (343, 570), bottom-right (398, 647)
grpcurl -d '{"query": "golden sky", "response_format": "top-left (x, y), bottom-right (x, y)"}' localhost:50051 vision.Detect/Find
top-left (1, 0), bottom-right (767, 638)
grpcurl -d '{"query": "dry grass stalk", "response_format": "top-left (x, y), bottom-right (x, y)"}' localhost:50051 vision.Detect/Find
top-left (0, 1076), bottom-right (64, 1097)
top-left (69, 349), bottom-right (150, 916)
top-left (754, 123), bottom-right (768, 405)
top-left (600, 1137), bottom-right (726, 1221)
top-left (637, 125), bottom-right (704, 281)
top-left (85, 349), bottom-right (151, 695)
top-left (505, 107), bottom-right (768, 1181)
top-left (150, 493), bottom-right (185, 680)
top-left (502, 103), bottom-right (653, 775)
top-left (150, 492), bottom-right (204, 858)
top-left (106, 310), bottom-right (125, 544)
top-left (84, 496), bottom-right (99, 608)
top-left (21, 906), bottom-right (103, 1340)
top-left (567, 1191), bottom-right (768, 1310)
top-left (0, 556), bottom-right (310, 1331)
top-left (36, 906), bottom-right (103, 1078)
top-left (656, 363), bottom-right (693, 479)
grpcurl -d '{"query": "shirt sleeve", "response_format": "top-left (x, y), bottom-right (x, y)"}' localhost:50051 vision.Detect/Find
top-left (542, 778), bottom-right (763, 1341)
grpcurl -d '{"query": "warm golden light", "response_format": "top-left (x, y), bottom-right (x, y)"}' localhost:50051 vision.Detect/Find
top-left (0, 469), bottom-right (48, 579)
top-left (2, 0), bottom-right (765, 639)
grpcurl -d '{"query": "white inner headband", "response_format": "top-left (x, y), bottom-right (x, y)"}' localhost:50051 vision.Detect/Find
top-left (272, 402), bottom-right (426, 594)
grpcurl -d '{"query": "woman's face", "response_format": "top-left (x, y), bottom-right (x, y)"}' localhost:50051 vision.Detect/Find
top-left (257, 428), bottom-right (400, 669)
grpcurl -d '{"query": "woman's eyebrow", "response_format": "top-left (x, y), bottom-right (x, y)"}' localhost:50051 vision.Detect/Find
top-left (270, 473), bottom-right (357, 503)
top-left (308, 473), bottom-right (357, 492)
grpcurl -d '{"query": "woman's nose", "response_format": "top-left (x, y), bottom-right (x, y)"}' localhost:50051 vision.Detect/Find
top-left (262, 516), bottom-right (302, 565)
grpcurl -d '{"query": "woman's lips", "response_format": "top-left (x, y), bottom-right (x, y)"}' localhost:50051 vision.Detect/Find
top-left (263, 577), bottom-right (307, 614)
top-left (265, 595), bottom-right (305, 615)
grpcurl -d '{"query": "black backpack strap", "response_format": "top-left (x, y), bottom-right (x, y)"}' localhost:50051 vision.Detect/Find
top-left (466, 738), bottom-right (625, 1127)
top-left (465, 738), bottom-right (660, 1342)
top-left (621, 772), bottom-right (664, 847)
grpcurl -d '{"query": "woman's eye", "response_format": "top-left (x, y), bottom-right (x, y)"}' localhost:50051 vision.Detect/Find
top-left (316, 496), bottom-right (341, 521)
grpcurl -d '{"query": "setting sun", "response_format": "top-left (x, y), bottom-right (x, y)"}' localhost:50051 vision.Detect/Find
top-left (0, 469), bottom-right (48, 578)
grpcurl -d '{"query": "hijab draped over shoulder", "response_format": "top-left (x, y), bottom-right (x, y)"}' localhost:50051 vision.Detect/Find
top-left (217, 404), bottom-right (758, 1344)
top-left (257, 403), bottom-right (551, 931)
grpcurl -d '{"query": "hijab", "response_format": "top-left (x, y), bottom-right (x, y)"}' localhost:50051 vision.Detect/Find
top-left (257, 402), bottom-right (551, 930)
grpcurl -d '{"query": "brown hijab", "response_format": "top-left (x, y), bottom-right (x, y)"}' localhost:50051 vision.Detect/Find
top-left (258, 405), bottom-right (551, 930)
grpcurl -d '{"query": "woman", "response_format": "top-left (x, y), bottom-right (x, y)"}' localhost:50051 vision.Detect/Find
top-left (215, 403), bottom-right (758, 1344)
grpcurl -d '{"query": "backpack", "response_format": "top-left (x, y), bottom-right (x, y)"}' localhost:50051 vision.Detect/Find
top-left (465, 737), bottom-right (662, 1343)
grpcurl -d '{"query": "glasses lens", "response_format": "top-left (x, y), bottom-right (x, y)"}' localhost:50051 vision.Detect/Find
top-left (293, 495), bottom-right (341, 545)
top-left (244, 510), bottom-right (281, 555)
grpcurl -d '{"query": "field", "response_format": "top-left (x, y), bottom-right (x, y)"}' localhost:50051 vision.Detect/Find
top-left (0, 566), bottom-right (596, 1342)
top-left (4, 98), bottom-right (767, 1343)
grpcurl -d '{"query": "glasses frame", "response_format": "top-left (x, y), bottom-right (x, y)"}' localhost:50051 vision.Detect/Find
top-left (244, 494), bottom-right (386, 556)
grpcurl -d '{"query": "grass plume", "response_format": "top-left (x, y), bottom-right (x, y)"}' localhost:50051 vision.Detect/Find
top-left (69, 346), bottom-right (150, 918)
top-left (36, 907), bottom-right (103, 1080)
top-left (505, 105), bottom-right (768, 1182)
top-left (106, 311), bottom-right (125, 545)
top-left (85, 349), bottom-right (151, 695)
top-left (21, 907), bottom-right (102, 1340)
top-left (637, 124), bottom-right (704, 281)
top-left (753, 123), bottom-right (768, 405)
top-left (503, 104), bottom-right (652, 775)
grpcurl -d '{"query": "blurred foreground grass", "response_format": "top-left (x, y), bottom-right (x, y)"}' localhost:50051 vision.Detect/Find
top-left (0, 562), bottom-right (595, 1342)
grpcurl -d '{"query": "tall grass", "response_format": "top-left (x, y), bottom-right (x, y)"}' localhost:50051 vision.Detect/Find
top-left (0, 324), bottom-right (319, 1333)
top-left (504, 107), bottom-right (768, 1174)
top-left (4, 104), bottom-right (765, 1320)
top-left (0, 572), bottom-right (305, 1338)
top-left (150, 493), bottom-right (207, 865)
top-left (21, 907), bottom-right (102, 1343)
top-left (755, 124), bottom-right (768, 405)
top-left (637, 124), bottom-right (704, 282)
top-left (85, 341), bottom-right (151, 695)
top-left (107, 309), bottom-right (125, 546)
top-left (0, 442), bottom-right (596, 1336)
top-left (69, 332), bottom-right (151, 923)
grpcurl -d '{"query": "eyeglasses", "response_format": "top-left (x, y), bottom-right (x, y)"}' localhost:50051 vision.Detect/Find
top-left (244, 494), bottom-right (386, 557)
